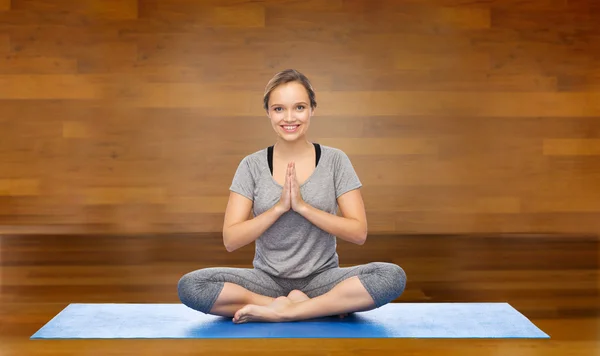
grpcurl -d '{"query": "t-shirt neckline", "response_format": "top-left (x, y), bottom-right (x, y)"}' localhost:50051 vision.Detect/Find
top-left (266, 143), bottom-right (322, 188)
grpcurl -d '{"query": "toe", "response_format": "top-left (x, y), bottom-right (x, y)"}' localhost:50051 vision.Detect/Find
top-left (233, 308), bottom-right (245, 322)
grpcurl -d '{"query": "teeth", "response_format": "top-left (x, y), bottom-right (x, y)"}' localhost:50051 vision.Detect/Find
top-left (283, 126), bottom-right (298, 130)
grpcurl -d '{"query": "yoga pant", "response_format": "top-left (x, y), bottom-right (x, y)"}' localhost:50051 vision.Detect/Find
top-left (178, 262), bottom-right (407, 314)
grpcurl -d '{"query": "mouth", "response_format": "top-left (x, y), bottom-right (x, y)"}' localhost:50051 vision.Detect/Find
top-left (281, 124), bottom-right (300, 133)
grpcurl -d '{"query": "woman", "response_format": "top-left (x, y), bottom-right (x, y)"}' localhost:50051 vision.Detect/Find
top-left (178, 69), bottom-right (406, 324)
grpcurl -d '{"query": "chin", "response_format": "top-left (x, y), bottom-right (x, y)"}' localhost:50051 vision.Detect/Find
top-left (281, 135), bottom-right (302, 141)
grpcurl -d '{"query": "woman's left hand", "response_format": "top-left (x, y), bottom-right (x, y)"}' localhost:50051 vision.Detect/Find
top-left (290, 162), bottom-right (307, 213)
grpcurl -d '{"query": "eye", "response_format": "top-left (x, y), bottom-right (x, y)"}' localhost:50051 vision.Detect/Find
top-left (297, 105), bottom-right (305, 110)
top-left (273, 107), bottom-right (283, 112)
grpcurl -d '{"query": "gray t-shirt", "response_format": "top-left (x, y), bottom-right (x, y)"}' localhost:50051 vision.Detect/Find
top-left (228, 144), bottom-right (363, 278)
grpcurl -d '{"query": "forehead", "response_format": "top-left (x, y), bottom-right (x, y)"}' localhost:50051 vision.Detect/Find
top-left (270, 82), bottom-right (309, 102)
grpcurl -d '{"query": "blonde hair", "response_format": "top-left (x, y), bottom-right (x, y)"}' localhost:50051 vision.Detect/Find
top-left (263, 69), bottom-right (317, 112)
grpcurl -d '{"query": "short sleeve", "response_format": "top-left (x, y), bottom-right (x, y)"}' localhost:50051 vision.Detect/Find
top-left (229, 156), bottom-right (255, 201)
top-left (334, 150), bottom-right (362, 199)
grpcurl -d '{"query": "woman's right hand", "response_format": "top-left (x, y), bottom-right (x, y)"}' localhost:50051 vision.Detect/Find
top-left (276, 162), bottom-right (292, 214)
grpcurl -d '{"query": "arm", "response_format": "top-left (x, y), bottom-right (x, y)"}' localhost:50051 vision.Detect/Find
top-left (223, 192), bottom-right (286, 252)
top-left (296, 189), bottom-right (368, 245)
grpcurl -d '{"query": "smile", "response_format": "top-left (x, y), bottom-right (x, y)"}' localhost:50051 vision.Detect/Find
top-left (281, 125), bottom-right (300, 133)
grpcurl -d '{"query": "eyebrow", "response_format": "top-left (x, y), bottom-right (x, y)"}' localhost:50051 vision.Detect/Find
top-left (270, 102), bottom-right (309, 107)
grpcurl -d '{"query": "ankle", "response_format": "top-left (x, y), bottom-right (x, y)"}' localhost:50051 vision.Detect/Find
top-left (279, 302), bottom-right (300, 322)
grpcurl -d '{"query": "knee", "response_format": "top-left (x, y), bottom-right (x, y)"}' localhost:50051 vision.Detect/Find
top-left (374, 262), bottom-right (407, 300)
top-left (177, 270), bottom-right (219, 314)
top-left (177, 272), bottom-right (197, 306)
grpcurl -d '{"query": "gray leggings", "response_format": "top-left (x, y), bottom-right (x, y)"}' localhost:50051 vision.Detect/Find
top-left (178, 262), bottom-right (407, 314)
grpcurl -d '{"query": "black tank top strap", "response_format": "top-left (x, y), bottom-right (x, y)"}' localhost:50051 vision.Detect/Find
top-left (268, 143), bottom-right (320, 175)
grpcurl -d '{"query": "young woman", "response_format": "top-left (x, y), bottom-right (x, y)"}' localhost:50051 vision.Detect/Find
top-left (178, 69), bottom-right (406, 324)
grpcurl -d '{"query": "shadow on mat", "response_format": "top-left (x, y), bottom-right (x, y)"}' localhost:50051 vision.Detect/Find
top-left (184, 313), bottom-right (393, 338)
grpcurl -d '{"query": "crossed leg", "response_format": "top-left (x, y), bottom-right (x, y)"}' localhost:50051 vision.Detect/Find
top-left (233, 276), bottom-right (375, 323)
top-left (232, 262), bottom-right (406, 324)
top-left (178, 267), bottom-right (285, 318)
top-left (178, 263), bottom-right (406, 324)
top-left (283, 290), bottom-right (349, 318)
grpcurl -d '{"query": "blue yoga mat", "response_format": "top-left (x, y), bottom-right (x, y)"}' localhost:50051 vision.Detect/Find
top-left (31, 302), bottom-right (549, 339)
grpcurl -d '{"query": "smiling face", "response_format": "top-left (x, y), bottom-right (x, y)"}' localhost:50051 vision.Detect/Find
top-left (267, 81), bottom-right (314, 142)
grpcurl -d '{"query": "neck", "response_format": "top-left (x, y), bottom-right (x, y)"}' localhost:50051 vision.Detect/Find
top-left (274, 138), bottom-right (313, 159)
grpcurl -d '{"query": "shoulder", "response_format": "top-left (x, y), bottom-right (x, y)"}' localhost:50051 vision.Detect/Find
top-left (320, 144), bottom-right (352, 163)
top-left (238, 147), bottom-right (268, 166)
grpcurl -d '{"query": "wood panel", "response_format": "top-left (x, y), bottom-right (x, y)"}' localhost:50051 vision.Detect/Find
top-left (0, 0), bottom-right (599, 235)
top-left (0, 233), bottom-right (598, 355)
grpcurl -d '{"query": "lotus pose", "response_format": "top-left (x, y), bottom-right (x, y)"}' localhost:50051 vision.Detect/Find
top-left (178, 69), bottom-right (406, 323)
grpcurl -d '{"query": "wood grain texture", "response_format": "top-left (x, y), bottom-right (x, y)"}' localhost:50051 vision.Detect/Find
top-left (0, 0), bottom-right (599, 235)
top-left (0, 233), bottom-right (598, 355)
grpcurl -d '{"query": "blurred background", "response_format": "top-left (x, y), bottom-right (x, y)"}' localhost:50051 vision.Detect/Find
top-left (1, 0), bottom-right (599, 236)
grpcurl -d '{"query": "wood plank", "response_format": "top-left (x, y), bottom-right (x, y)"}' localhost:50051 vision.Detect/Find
top-left (314, 92), bottom-right (600, 117)
top-left (543, 139), bottom-right (600, 156)
top-left (84, 187), bottom-right (166, 205)
top-left (0, 55), bottom-right (78, 74)
top-left (358, 116), bottom-right (599, 138)
top-left (0, 75), bottom-right (101, 99)
top-left (491, 8), bottom-right (596, 32)
top-left (332, 69), bottom-right (558, 91)
top-left (61, 121), bottom-right (89, 139)
top-left (12, 0), bottom-right (137, 20)
top-left (394, 50), bottom-right (490, 70)
top-left (391, 212), bottom-right (600, 234)
top-left (115, 89), bottom-right (600, 117)
top-left (319, 138), bottom-right (438, 155)
top-left (558, 75), bottom-right (600, 91)
top-left (0, 179), bottom-right (39, 196)
top-left (1, 24), bottom-right (121, 50)
top-left (0, 34), bottom-right (8, 54)
top-left (343, 0), bottom-right (570, 11)
top-left (266, 5), bottom-right (490, 32)
top-left (140, 2), bottom-right (265, 27)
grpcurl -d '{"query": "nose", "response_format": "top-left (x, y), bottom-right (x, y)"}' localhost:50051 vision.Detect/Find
top-left (284, 111), bottom-right (296, 122)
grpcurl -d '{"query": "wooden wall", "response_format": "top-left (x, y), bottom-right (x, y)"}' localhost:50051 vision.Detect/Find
top-left (1, 0), bottom-right (599, 235)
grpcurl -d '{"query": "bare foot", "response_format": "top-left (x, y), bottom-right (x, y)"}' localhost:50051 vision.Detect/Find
top-left (233, 304), bottom-right (284, 323)
top-left (287, 290), bottom-right (348, 319)
top-left (233, 296), bottom-right (292, 324)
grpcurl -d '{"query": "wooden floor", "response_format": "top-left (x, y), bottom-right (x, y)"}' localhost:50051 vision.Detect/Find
top-left (0, 233), bottom-right (598, 355)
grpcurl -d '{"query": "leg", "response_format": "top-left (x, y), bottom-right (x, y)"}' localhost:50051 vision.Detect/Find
top-left (209, 282), bottom-right (276, 317)
top-left (177, 267), bottom-right (285, 317)
top-left (233, 262), bottom-right (406, 323)
top-left (286, 289), bottom-right (349, 318)
top-left (286, 289), bottom-right (310, 302)
top-left (233, 275), bottom-right (375, 323)
top-left (244, 289), bottom-right (310, 317)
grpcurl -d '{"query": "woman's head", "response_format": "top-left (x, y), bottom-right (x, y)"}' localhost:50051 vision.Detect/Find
top-left (264, 69), bottom-right (317, 143)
